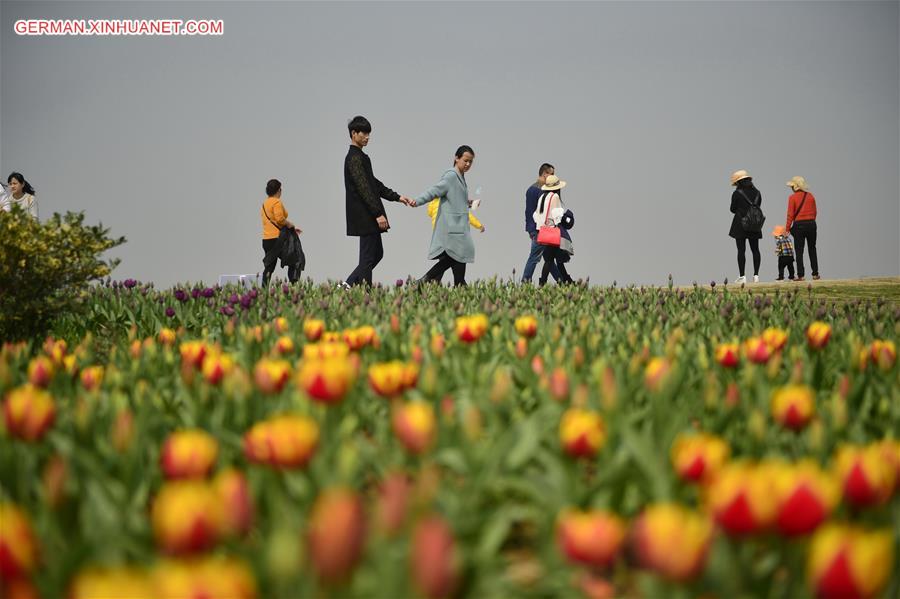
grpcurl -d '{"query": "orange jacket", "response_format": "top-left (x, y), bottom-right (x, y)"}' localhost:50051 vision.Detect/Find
top-left (261, 197), bottom-right (288, 239)
top-left (785, 191), bottom-right (817, 231)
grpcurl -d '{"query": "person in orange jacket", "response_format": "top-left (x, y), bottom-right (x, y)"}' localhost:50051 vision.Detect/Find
top-left (784, 176), bottom-right (819, 281)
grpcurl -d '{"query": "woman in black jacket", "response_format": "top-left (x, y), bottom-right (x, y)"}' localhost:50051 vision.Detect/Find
top-left (728, 170), bottom-right (763, 284)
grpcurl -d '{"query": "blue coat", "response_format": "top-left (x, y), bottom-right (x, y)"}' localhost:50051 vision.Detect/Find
top-left (414, 169), bottom-right (475, 263)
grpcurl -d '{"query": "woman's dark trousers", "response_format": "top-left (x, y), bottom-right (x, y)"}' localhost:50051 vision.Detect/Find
top-left (262, 238), bottom-right (299, 286)
top-left (791, 221), bottom-right (818, 278)
top-left (423, 251), bottom-right (467, 286)
top-left (346, 233), bottom-right (384, 287)
top-left (735, 237), bottom-right (761, 277)
top-left (539, 248), bottom-right (573, 285)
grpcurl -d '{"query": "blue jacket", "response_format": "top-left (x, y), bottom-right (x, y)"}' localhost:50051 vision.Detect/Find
top-left (525, 185), bottom-right (541, 236)
top-left (414, 169), bottom-right (475, 263)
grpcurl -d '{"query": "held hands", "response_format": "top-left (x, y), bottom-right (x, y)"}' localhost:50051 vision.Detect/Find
top-left (399, 196), bottom-right (417, 207)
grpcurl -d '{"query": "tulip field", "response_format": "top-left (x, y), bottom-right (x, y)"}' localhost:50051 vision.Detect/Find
top-left (1, 279), bottom-right (899, 599)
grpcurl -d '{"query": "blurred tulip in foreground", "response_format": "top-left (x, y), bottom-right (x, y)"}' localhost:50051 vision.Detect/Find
top-left (808, 523), bottom-right (893, 599)
top-left (771, 384), bottom-right (816, 431)
top-left (160, 429), bottom-right (219, 479)
top-left (243, 414), bottom-right (319, 469)
top-left (556, 509), bottom-right (626, 568)
top-left (559, 408), bottom-right (606, 459)
top-left (632, 503), bottom-right (713, 582)
top-left (671, 432), bottom-right (729, 483)
top-left (411, 515), bottom-right (459, 599)
top-left (3, 384), bottom-right (55, 442)
top-left (0, 503), bottom-right (39, 581)
top-left (151, 480), bottom-right (224, 554)
top-left (307, 487), bottom-right (366, 584)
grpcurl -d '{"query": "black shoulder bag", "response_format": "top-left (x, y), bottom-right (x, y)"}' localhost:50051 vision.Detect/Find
top-left (738, 190), bottom-right (765, 233)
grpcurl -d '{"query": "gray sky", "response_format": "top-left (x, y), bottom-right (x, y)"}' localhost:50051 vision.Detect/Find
top-left (2, 1), bottom-right (898, 287)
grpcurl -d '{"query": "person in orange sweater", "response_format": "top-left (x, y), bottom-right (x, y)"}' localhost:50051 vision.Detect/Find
top-left (784, 176), bottom-right (819, 281)
top-left (261, 178), bottom-right (301, 285)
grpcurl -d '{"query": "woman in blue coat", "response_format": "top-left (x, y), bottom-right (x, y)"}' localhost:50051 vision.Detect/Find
top-left (412, 146), bottom-right (476, 286)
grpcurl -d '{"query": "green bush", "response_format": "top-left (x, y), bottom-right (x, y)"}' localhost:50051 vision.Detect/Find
top-left (0, 205), bottom-right (125, 341)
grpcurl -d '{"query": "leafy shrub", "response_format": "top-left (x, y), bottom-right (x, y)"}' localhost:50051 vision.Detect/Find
top-left (0, 205), bottom-right (125, 341)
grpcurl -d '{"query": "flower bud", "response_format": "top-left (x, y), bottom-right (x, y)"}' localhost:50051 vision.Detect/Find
top-left (771, 384), bottom-right (816, 431)
top-left (151, 481), bottom-right (223, 554)
top-left (556, 509), bottom-right (626, 568)
top-left (868, 339), bottom-right (896, 371)
top-left (706, 461), bottom-right (778, 535)
top-left (253, 358), bottom-right (291, 394)
top-left (644, 357), bottom-right (672, 392)
top-left (303, 341), bottom-right (350, 361)
top-left (411, 516), bottom-right (459, 599)
top-left (111, 408), bottom-right (135, 453)
top-left (297, 357), bottom-right (354, 404)
top-left (392, 401), bottom-right (436, 455)
top-left (42, 454), bottom-right (68, 509)
top-left (632, 503), bottom-right (712, 582)
top-left (201, 352), bottom-right (235, 385)
top-left (833, 444), bottom-right (896, 508)
top-left (430, 333), bottom-right (446, 357)
top-left (808, 524), bottom-right (893, 599)
top-left (743, 336), bottom-right (772, 364)
top-left (670, 432), bottom-right (729, 483)
top-left (559, 408), bottom-right (606, 459)
top-left (714, 343), bottom-right (740, 368)
top-left (761, 327), bottom-right (789, 351)
top-left (160, 429), bottom-right (219, 479)
top-left (368, 361), bottom-right (407, 398)
top-left (243, 414), bottom-right (319, 469)
top-left (273, 336), bottom-right (295, 355)
top-left (515, 316), bottom-right (538, 338)
top-left (179, 340), bottom-right (208, 369)
top-left (549, 367), bottom-right (570, 401)
top-left (375, 472), bottom-right (412, 536)
top-left (770, 460), bottom-right (839, 536)
top-left (273, 316), bottom-right (289, 334)
top-left (158, 327), bottom-right (177, 346)
top-left (153, 556), bottom-right (257, 599)
top-left (806, 321), bottom-right (832, 350)
top-left (79, 365), bottom-right (104, 392)
top-left (304, 319), bottom-right (325, 342)
top-left (307, 488), bottom-right (366, 584)
top-left (68, 565), bottom-right (154, 599)
top-left (455, 314), bottom-right (488, 343)
top-left (214, 468), bottom-right (254, 537)
top-left (26, 355), bottom-right (54, 388)
top-left (0, 503), bottom-right (39, 581)
top-left (42, 337), bottom-right (67, 365)
top-left (3, 384), bottom-right (55, 442)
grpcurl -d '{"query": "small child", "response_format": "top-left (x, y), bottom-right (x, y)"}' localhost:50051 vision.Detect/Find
top-left (427, 197), bottom-right (484, 232)
top-left (772, 225), bottom-right (795, 281)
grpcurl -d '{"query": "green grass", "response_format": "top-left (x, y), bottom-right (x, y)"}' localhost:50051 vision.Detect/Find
top-left (685, 277), bottom-right (900, 305)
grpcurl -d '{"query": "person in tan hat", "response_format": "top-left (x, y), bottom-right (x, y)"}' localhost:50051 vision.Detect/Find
top-left (785, 176), bottom-right (819, 281)
top-left (772, 225), bottom-right (795, 281)
top-left (533, 174), bottom-right (575, 285)
top-left (728, 169), bottom-right (764, 283)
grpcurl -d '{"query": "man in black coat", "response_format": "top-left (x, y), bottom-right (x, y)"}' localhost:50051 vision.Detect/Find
top-left (342, 116), bottom-right (414, 287)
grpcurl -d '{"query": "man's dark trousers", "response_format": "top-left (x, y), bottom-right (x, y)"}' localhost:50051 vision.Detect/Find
top-left (346, 233), bottom-right (383, 286)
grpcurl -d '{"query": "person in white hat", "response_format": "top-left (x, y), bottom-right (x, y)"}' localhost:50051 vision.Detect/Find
top-left (784, 176), bottom-right (819, 281)
top-left (728, 169), bottom-right (764, 283)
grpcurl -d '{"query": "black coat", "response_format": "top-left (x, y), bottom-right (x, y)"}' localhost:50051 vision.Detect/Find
top-left (344, 145), bottom-right (400, 236)
top-left (729, 188), bottom-right (763, 240)
top-left (263, 227), bottom-right (305, 272)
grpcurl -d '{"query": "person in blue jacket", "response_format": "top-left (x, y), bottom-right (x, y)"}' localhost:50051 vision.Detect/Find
top-left (521, 163), bottom-right (560, 283)
top-left (411, 146), bottom-right (477, 286)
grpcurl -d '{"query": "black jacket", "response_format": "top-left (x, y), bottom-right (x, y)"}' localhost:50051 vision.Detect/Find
top-left (344, 145), bottom-right (400, 236)
top-left (729, 187), bottom-right (763, 240)
top-left (263, 227), bottom-right (305, 272)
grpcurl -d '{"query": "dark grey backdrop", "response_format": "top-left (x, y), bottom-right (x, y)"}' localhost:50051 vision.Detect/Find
top-left (2, 1), bottom-right (898, 287)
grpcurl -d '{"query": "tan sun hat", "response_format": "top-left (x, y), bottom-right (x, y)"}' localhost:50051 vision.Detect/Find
top-left (730, 170), bottom-right (751, 186)
top-left (541, 174), bottom-right (567, 191)
top-left (786, 176), bottom-right (808, 191)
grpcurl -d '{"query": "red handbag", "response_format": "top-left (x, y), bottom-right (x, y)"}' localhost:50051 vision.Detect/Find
top-left (536, 193), bottom-right (561, 247)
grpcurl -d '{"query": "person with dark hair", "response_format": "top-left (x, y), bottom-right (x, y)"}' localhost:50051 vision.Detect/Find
top-left (521, 163), bottom-right (560, 283)
top-left (410, 146), bottom-right (477, 286)
top-left (342, 115), bottom-right (415, 287)
top-left (1, 172), bottom-right (38, 218)
top-left (260, 178), bottom-right (303, 286)
top-left (728, 169), bottom-right (764, 284)
top-left (533, 175), bottom-right (575, 286)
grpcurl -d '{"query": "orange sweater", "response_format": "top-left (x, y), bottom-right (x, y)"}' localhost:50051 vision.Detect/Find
top-left (261, 197), bottom-right (288, 239)
top-left (785, 191), bottom-right (817, 231)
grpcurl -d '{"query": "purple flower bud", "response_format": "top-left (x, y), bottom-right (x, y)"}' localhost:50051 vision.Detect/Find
top-left (710, 280), bottom-right (716, 288)
top-left (165, 307), bottom-right (175, 318)
top-left (228, 293), bottom-right (239, 305)
top-left (174, 289), bottom-right (188, 303)
top-left (395, 279), bottom-right (404, 287)
top-left (201, 287), bottom-right (215, 298)
top-left (125, 279), bottom-right (137, 288)
top-left (283, 284), bottom-right (290, 295)
top-left (191, 288), bottom-right (201, 299)
top-left (240, 295), bottom-right (252, 309)
top-left (249, 288), bottom-right (259, 299)
top-left (220, 305), bottom-right (235, 316)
